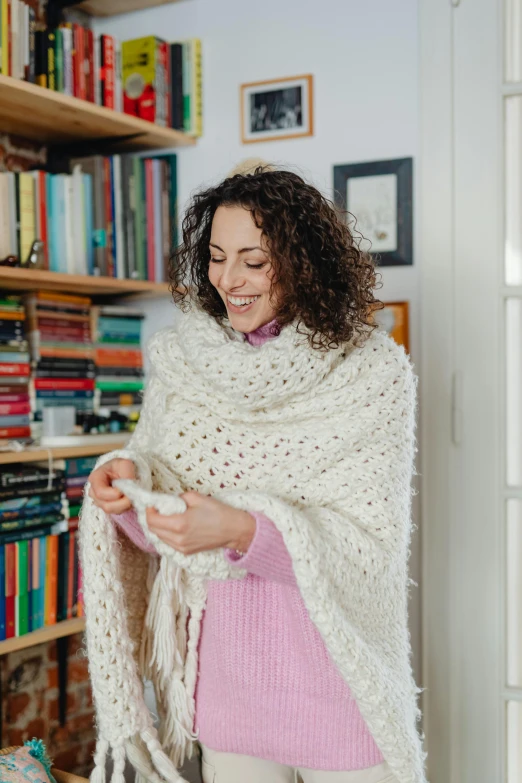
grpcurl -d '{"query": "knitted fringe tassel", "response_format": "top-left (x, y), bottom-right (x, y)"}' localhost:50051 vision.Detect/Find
top-left (90, 739), bottom-right (109, 783)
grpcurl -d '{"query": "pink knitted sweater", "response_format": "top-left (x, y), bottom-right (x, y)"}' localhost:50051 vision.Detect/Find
top-left (111, 320), bottom-right (384, 771)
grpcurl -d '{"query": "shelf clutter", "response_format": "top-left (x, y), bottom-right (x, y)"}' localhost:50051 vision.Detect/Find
top-left (0, 1), bottom-right (202, 140)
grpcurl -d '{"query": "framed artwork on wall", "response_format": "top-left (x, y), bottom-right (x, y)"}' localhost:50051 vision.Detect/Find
top-left (240, 74), bottom-right (314, 144)
top-left (333, 158), bottom-right (413, 266)
top-left (372, 301), bottom-right (410, 353)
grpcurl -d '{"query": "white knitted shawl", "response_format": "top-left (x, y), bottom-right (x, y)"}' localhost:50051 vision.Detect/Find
top-left (79, 304), bottom-right (428, 783)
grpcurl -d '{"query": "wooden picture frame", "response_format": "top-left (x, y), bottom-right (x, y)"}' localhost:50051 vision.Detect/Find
top-left (240, 74), bottom-right (314, 144)
top-left (373, 301), bottom-right (410, 353)
top-left (333, 158), bottom-right (413, 266)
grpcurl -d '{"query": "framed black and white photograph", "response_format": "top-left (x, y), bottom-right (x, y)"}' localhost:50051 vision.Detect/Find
top-left (240, 75), bottom-right (314, 144)
top-left (333, 158), bottom-right (413, 266)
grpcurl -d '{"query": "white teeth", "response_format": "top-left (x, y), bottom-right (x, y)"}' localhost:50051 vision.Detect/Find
top-left (228, 295), bottom-right (260, 306)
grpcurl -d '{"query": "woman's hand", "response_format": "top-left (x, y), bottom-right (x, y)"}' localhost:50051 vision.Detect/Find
top-left (145, 491), bottom-right (256, 555)
top-left (88, 458), bottom-right (136, 515)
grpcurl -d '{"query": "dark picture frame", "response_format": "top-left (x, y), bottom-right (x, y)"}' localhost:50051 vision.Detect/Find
top-left (333, 157), bottom-right (413, 266)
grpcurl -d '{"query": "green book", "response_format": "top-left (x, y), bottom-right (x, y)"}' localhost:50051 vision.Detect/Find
top-left (168, 154), bottom-right (178, 249)
top-left (133, 157), bottom-right (146, 281)
top-left (16, 540), bottom-right (29, 636)
top-left (96, 380), bottom-right (144, 392)
top-left (55, 28), bottom-right (64, 93)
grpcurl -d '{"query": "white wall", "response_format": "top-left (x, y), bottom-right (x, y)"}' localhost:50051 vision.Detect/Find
top-left (97, 0), bottom-right (422, 680)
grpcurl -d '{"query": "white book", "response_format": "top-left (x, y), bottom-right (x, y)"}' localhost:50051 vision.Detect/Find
top-left (11, 0), bottom-right (19, 80)
top-left (72, 165), bottom-right (87, 275)
top-left (94, 35), bottom-right (101, 106)
top-left (62, 26), bottom-right (73, 96)
top-left (114, 39), bottom-right (122, 112)
top-left (112, 156), bottom-right (125, 279)
top-left (0, 174), bottom-right (10, 260)
top-left (61, 175), bottom-right (75, 274)
top-left (7, 173), bottom-right (17, 256)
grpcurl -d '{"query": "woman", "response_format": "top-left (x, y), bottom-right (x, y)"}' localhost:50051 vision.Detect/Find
top-left (83, 164), bottom-right (426, 783)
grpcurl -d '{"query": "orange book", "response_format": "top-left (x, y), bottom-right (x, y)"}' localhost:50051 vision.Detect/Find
top-left (39, 346), bottom-right (94, 360)
top-left (36, 291), bottom-right (92, 306)
top-left (0, 310), bottom-right (25, 320)
top-left (95, 348), bottom-right (142, 367)
top-left (45, 534), bottom-right (59, 625)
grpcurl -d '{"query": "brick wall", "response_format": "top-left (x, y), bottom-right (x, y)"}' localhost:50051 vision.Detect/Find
top-left (1, 632), bottom-right (96, 777)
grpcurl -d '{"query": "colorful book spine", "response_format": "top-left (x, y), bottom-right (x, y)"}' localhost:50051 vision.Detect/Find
top-left (0, 546), bottom-right (5, 640)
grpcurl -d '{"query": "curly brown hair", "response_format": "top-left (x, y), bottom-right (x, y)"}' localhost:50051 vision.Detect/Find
top-left (169, 166), bottom-right (383, 351)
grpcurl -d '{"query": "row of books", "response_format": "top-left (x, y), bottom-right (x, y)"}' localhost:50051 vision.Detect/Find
top-left (0, 460), bottom-right (87, 641)
top-left (0, 2), bottom-right (203, 136)
top-left (0, 153), bottom-right (177, 280)
top-left (0, 292), bottom-right (145, 442)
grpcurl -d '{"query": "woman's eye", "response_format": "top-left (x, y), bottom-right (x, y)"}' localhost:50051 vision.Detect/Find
top-left (210, 257), bottom-right (225, 263)
top-left (246, 263), bottom-right (265, 270)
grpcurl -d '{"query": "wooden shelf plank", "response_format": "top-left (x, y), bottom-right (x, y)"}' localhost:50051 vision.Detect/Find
top-left (0, 618), bottom-right (85, 656)
top-left (0, 267), bottom-right (171, 296)
top-left (0, 74), bottom-right (196, 150)
top-left (0, 441), bottom-right (128, 465)
top-left (78, 0), bottom-right (182, 16)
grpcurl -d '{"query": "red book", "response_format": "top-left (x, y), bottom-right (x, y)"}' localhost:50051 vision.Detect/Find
top-left (85, 28), bottom-right (94, 102)
top-left (78, 26), bottom-right (86, 100)
top-left (0, 386), bottom-right (29, 395)
top-left (0, 427), bottom-right (31, 439)
top-left (35, 171), bottom-right (49, 270)
top-left (0, 394), bottom-right (30, 404)
top-left (38, 317), bottom-right (91, 331)
top-left (72, 23), bottom-right (80, 97)
top-left (103, 158), bottom-right (114, 277)
top-left (5, 543), bottom-right (16, 639)
top-left (39, 329), bottom-right (91, 343)
top-left (158, 41), bottom-right (170, 127)
top-left (145, 159), bottom-right (155, 281)
top-left (7, 0), bottom-right (12, 77)
top-left (0, 402), bottom-right (31, 415)
top-left (0, 364), bottom-right (30, 377)
top-left (34, 378), bottom-right (95, 391)
top-left (100, 35), bottom-right (115, 109)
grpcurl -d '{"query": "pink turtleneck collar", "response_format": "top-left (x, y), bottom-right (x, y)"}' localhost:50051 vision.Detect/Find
top-left (244, 318), bottom-right (281, 347)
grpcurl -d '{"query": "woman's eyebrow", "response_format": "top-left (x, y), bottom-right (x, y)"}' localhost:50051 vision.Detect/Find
top-left (209, 242), bottom-right (265, 254)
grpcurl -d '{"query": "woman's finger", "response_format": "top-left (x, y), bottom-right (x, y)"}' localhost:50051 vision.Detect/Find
top-left (98, 497), bottom-right (133, 515)
top-left (89, 471), bottom-right (123, 501)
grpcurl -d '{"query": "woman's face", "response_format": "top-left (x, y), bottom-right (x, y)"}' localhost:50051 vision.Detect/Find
top-left (208, 205), bottom-right (278, 333)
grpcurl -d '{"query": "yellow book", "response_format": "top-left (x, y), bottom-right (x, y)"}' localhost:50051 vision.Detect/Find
top-left (19, 172), bottom-right (36, 265)
top-left (191, 38), bottom-right (203, 138)
top-left (1, 0), bottom-right (8, 75)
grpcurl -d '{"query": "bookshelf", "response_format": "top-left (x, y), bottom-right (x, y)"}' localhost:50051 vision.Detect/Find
top-left (77, 0), bottom-right (183, 16)
top-left (0, 74), bottom-right (196, 151)
top-left (0, 617), bottom-right (85, 656)
top-left (0, 268), bottom-right (172, 296)
top-left (0, 440), bottom-right (130, 465)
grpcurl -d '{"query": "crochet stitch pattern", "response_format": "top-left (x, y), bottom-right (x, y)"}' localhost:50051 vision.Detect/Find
top-left (79, 303), bottom-right (428, 783)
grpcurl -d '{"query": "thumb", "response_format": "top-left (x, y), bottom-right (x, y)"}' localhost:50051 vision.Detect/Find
top-left (111, 459), bottom-right (136, 481)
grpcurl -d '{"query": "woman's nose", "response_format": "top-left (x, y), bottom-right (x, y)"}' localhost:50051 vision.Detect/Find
top-left (220, 263), bottom-right (244, 292)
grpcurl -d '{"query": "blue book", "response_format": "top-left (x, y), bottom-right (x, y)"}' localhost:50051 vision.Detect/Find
top-left (36, 390), bottom-right (94, 399)
top-left (0, 352), bottom-right (30, 363)
top-left (98, 316), bottom-right (142, 333)
top-left (0, 546), bottom-right (6, 641)
top-left (83, 173), bottom-right (94, 276)
top-left (0, 415), bottom-right (30, 428)
top-left (46, 174), bottom-right (55, 272)
top-left (27, 537), bottom-right (33, 633)
top-left (49, 175), bottom-right (66, 272)
top-left (38, 535), bottom-right (46, 629)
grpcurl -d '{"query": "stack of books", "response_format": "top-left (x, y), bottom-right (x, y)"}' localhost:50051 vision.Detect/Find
top-left (64, 455), bottom-right (97, 532)
top-left (91, 305), bottom-right (144, 416)
top-left (0, 461), bottom-right (83, 641)
top-left (0, 2), bottom-right (203, 136)
top-left (0, 294), bottom-right (31, 442)
top-left (0, 154), bottom-right (177, 279)
top-left (25, 291), bottom-right (95, 422)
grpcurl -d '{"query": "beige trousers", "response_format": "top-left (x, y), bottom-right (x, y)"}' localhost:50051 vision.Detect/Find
top-left (200, 745), bottom-right (399, 783)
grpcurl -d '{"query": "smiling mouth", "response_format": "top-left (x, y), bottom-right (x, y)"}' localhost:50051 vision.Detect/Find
top-left (227, 295), bottom-right (261, 307)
